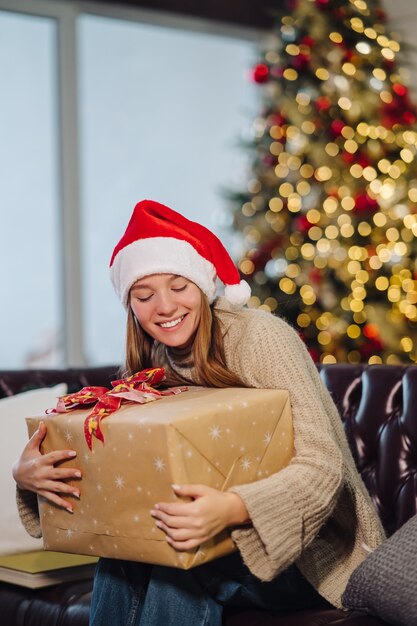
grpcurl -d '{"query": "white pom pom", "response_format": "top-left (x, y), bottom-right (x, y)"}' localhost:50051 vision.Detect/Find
top-left (224, 280), bottom-right (251, 306)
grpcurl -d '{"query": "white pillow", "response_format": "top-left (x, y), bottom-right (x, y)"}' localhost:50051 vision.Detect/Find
top-left (0, 383), bottom-right (67, 555)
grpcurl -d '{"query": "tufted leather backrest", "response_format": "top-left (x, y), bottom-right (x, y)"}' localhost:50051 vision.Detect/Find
top-left (1, 364), bottom-right (416, 537)
top-left (0, 366), bottom-right (119, 398)
top-left (319, 364), bottom-right (417, 537)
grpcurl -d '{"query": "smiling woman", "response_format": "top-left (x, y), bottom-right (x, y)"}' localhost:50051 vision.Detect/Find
top-left (129, 274), bottom-right (202, 350)
top-left (13, 199), bottom-right (386, 626)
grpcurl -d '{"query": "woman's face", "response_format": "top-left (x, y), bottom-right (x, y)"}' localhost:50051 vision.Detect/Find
top-left (129, 274), bottom-right (202, 349)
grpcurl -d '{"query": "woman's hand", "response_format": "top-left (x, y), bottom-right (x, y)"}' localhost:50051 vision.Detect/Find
top-left (150, 484), bottom-right (250, 551)
top-left (12, 421), bottom-right (82, 513)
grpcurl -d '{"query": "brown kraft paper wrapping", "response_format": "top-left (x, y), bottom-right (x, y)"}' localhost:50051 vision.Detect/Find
top-left (26, 387), bottom-right (293, 569)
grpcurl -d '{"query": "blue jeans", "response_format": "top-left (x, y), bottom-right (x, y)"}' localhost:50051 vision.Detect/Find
top-left (90, 552), bottom-right (327, 626)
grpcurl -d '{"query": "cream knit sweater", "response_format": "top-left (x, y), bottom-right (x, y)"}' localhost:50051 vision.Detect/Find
top-left (16, 298), bottom-right (385, 609)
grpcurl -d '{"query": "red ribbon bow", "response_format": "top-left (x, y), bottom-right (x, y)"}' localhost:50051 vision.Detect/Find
top-left (48, 367), bottom-right (187, 449)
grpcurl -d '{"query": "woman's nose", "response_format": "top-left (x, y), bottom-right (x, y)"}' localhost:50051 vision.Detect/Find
top-left (154, 291), bottom-right (177, 315)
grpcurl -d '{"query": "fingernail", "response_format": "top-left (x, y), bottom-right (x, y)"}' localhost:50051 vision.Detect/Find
top-left (74, 471), bottom-right (82, 477)
top-left (66, 507), bottom-right (73, 514)
top-left (171, 484), bottom-right (180, 490)
top-left (150, 509), bottom-right (156, 517)
top-left (155, 521), bottom-right (162, 529)
top-left (40, 420), bottom-right (45, 427)
top-left (73, 492), bottom-right (80, 499)
top-left (68, 451), bottom-right (77, 457)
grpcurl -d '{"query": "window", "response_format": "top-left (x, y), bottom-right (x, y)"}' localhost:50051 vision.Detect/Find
top-left (78, 15), bottom-right (258, 364)
top-left (0, 9), bottom-right (61, 368)
top-left (0, 1), bottom-right (259, 368)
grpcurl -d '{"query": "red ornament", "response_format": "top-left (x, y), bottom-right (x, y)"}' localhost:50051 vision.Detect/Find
top-left (357, 154), bottom-right (371, 168)
top-left (315, 0), bottom-right (330, 7)
top-left (253, 63), bottom-right (269, 84)
top-left (353, 192), bottom-right (379, 214)
top-left (300, 35), bottom-right (315, 48)
top-left (263, 154), bottom-right (278, 167)
top-left (393, 83), bottom-right (408, 97)
top-left (315, 96), bottom-right (332, 111)
top-left (330, 119), bottom-right (345, 137)
top-left (268, 112), bottom-right (286, 127)
top-left (375, 8), bottom-right (387, 22)
top-left (295, 215), bottom-right (311, 233)
top-left (381, 89), bottom-right (417, 128)
top-left (363, 324), bottom-right (380, 340)
top-left (292, 53), bottom-right (311, 71)
top-left (309, 268), bottom-right (323, 284)
top-left (307, 346), bottom-right (321, 363)
top-left (341, 151), bottom-right (355, 164)
top-left (403, 111), bottom-right (416, 124)
top-left (359, 337), bottom-right (384, 359)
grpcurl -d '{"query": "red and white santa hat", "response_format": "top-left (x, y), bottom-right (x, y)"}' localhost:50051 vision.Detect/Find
top-left (110, 199), bottom-right (251, 308)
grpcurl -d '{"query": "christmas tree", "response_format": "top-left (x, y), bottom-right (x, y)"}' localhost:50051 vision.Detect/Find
top-left (230, 0), bottom-right (417, 364)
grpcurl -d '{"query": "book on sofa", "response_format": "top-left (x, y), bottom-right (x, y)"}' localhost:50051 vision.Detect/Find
top-left (0, 550), bottom-right (97, 589)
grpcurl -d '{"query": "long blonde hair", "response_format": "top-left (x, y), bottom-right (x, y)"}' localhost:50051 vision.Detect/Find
top-left (124, 291), bottom-right (244, 387)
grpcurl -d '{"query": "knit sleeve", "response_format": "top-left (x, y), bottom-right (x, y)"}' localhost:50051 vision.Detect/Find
top-left (228, 313), bottom-right (344, 581)
top-left (16, 486), bottom-right (42, 538)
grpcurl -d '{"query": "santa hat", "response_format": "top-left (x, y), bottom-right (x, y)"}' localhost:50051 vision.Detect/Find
top-left (110, 199), bottom-right (251, 307)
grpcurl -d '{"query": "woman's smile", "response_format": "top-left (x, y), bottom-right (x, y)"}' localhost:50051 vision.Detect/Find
top-left (158, 315), bottom-right (186, 329)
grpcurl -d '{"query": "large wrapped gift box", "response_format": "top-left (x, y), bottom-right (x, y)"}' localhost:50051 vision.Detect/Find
top-left (26, 387), bottom-right (293, 569)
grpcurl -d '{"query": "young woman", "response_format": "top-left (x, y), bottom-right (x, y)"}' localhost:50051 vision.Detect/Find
top-left (13, 199), bottom-right (385, 625)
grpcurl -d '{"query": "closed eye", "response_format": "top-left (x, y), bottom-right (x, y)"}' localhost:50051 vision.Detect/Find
top-left (172, 284), bottom-right (187, 292)
top-left (135, 294), bottom-right (153, 302)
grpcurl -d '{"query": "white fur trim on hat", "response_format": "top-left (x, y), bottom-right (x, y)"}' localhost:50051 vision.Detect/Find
top-left (224, 280), bottom-right (251, 306)
top-left (110, 237), bottom-right (217, 307)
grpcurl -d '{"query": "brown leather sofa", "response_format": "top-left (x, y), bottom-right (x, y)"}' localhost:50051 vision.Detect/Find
top-left (2, 363), bottom-right (416, 626)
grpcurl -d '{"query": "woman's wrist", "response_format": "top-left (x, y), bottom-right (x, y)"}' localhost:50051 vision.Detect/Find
top-left (224, 492), bottom-right (251, 526)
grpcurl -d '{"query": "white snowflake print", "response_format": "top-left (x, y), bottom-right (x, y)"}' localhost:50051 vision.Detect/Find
top-left (209, 425), bottom-right (222, 440)
top-left (65, 528), bottom-right (74, 539)
top-left (263, 432), bottom-right (272, 445)
top-left (96, 483), bottom-right (102, 492)
top-left (64, 430), bottom-right (73, 444)
top-left (241, 457), bottom-right (252, 471)
top-left (153, 457), bottom-right (166, 472)
top-left (114, 475), bottom-right (125, 489)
